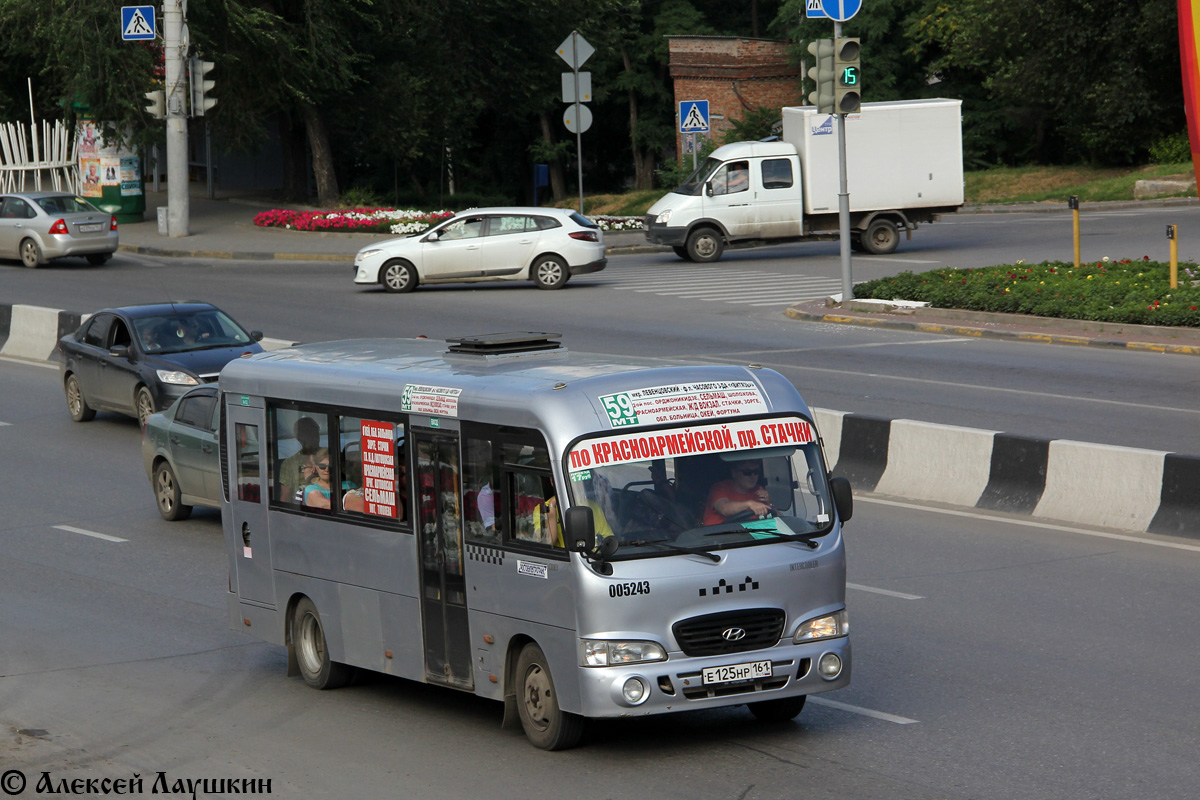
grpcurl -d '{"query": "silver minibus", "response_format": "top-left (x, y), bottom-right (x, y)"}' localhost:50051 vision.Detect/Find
top-left (219, 333), bottom-right (853, 749)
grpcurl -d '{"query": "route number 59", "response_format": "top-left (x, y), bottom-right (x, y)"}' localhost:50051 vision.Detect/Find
top-left (601, 393), bottom-right (638, 427)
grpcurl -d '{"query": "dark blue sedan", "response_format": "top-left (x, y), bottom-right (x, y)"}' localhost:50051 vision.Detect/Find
top-left (58, 302), bottom-right (263, 427)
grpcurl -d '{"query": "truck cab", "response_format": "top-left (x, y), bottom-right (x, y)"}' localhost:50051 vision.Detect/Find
top-left (644, 141), bottom-right (803, 262)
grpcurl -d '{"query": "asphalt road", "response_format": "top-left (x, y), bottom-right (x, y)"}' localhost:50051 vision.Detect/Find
top-left (4, 205), bottom-right (1199, 455)
top-left (3, 360), bottom-right (1200, 799)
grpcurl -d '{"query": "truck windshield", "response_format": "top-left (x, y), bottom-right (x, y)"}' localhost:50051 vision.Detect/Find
top-left (674, 157), bottom-right (722, 196)
top-left (566, 418), bottom-right (835, 560)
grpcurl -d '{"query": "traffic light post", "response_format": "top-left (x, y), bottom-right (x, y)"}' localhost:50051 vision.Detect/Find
top-left (163, 0), bottom-right (188, 236)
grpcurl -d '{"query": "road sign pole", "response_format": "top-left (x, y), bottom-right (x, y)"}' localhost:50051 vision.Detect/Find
top-left (574, 34), bottom-right (583, 214)
top-left (835, 20), bottom-right (852, 300)
top-left (164, 0), bottom-right (189, 237)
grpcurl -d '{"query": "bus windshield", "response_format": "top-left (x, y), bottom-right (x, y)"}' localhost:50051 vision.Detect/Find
top-left (566, 417), bottom-right (834, 560)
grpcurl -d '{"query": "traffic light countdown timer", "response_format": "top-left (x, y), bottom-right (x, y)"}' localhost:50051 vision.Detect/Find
top-left (833, 38), bottom-right (861, 114)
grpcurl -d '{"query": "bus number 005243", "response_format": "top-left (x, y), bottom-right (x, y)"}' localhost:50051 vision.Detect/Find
top-left (609, 581), bottom-right (650, 598)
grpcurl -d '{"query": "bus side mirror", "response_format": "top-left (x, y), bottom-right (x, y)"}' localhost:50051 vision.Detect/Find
top-left (564, 505), bottom-right (596, 553)
top-left (704, 181), bottom-right (713, 197)
top-left (829, 476), bottom-right (853, 523)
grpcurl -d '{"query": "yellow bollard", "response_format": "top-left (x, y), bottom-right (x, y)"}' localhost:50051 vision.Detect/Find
top-left (1167, 224), bottom-right (1178, 289)
top-left (1069, 195), bottom-right (1080, 267)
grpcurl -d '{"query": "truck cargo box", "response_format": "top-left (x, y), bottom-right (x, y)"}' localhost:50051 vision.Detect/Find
top-left (783, 99), bottom-right (964, 216)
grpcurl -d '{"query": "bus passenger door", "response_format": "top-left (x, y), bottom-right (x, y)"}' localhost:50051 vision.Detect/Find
top-left (414, 429), bottom-right (473, 690)
top-left (226, 399), bottom-right (274, 607)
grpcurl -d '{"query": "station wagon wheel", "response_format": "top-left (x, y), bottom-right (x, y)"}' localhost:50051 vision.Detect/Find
top-left (293, 597), bottom-right (353, 690)
top-left (515, 642), bottom-right (583, 750)
top-left (381, 259), bottom-right (418, 293)
top-left (748, 695), bottom-right (807, 723)
top-left (136, 386), bottom-right (156, 429)
top-left (532, 255), bottom-right (569, 290)
top-left (20, 238), bottom-right (41, 268)
top-left (686, 227), bottom-right (724, 262)
top-left (154, 461), bottom-right (192, 521)
top-left (65, 374), bottom-right (96, 422)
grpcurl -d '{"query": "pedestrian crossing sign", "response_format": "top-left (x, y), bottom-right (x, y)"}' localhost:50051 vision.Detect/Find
top-left (805, 0), bottom-right (828, 18)
top-left (121, 6), bottom-right (156, 41)
top-left (680, 100), bottom-right (710, 133)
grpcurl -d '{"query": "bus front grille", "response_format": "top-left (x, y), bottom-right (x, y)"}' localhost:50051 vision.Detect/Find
top-left (672, 608), bottom-right (785, 657)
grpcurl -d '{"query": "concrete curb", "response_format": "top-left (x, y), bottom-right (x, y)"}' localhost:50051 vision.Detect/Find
top-left (812, 409), bottom-right (1200, 539)
top-left (784, 304), bottom-right (1200, 358)
top-left (5, 302), bottom-right (1195, 538)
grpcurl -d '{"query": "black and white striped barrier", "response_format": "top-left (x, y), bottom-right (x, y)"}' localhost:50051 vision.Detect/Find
top-left (813, 409), bottom-right (1200, 539)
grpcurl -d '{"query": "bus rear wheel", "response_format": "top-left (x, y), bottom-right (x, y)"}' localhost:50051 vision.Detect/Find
top-left (515, 642), bottom-right (583, 750)
top-left (294, 597), bottom-right (353, 690)
top-left (748, 694), bottom-right (807, 722)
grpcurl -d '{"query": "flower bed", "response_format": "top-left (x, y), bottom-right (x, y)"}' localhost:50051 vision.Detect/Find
top-left (853, 257), bottom-right (1200, 327)
top-left (253, 208), bottom-right (643, 236)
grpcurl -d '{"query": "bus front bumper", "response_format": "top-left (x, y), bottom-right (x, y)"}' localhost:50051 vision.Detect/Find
top-left (574, 636), bottom-right (850, 718)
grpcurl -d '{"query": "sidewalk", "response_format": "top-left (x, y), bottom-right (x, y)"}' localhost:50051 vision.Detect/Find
top-left (119, 188), bottom-right (657, 262)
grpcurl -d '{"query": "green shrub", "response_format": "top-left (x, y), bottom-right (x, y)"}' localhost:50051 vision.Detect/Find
top-left (337, 185), bottom-right (385, 209)
top-left (1149, 131), bottom-right (1193, 165)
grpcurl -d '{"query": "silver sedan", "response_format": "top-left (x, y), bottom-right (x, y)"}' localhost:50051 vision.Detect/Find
top-left (0, 190), bottom-right (118, 268)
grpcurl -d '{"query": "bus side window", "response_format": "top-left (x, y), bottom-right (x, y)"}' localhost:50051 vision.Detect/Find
top-left (463, 437), bottom-right (500, 544)
top-left (510, 472), bottom-right (561, 548)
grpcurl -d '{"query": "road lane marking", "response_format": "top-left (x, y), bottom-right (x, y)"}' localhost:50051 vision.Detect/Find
top-left (847, 582), bottom-right (924, 600)
top-left (856, 257), bottom-right (943, 264)
top-left (0, 356), bottom-right (58, 369)
top-left (807, 697), bottom-right (919, 724)
top-left (859, 497), bottom-right (1200, 554)
top-left (52, 525), bottom-right (128, 543)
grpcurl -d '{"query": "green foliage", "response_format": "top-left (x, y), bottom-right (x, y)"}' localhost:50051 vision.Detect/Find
top-left (655, 137), bottom-right (717, 189)
top-left (855, 259), bottom-right (1200, 326)
top-left (337, 185), bottom-right (385, 209)
top-left (720, 106), bottom-right (781, 144)
top-left (1150, 132), bottom-right (1193, 165)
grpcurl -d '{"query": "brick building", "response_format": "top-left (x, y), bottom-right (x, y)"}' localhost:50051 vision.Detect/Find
top-left (667, 36), bottom-right (803, 162)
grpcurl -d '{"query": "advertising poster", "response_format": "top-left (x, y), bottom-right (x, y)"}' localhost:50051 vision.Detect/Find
top-left (360, 421), bottom-right (398, 519)
top-left (81, 158), bottom-right (101, 197)
top-left (120, 156), bottom-right (142, 196)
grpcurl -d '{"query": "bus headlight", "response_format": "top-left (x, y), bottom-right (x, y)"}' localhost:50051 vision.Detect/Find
top-left (581, 639), bottom-right (667, 667)
top-left (793, 610), bottom-right (847, 643)
top-left (156, 369), bottom-right (199, 386)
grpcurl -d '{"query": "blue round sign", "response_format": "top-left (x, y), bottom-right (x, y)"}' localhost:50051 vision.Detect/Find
top-left (820, 0), bottom-right (862, 21)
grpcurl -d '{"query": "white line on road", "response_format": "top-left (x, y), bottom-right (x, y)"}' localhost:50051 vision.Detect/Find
top-left (856, 257), bottom-right (943, 264)
top-left (52, 525), bottom-right (128, 543)
top-left (0, 356), bottom-right (59, 369)
top-left (847, 582), bottom-right (924, 600)
top-left (807, 696), bottom-right (919, 724)
top-left (859, 497), bottom-right (1200, 554)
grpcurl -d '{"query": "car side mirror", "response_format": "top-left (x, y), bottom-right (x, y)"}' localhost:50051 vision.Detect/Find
top-left (108, 344), bottom-right (130, 360)
top-left (705, 181), bottom-right (713, 197)
top-left (564, 506), bottom-right (596, 553)
top-left (425, 230), bottom-right (441, 242)
top-left (829, 476), bottom-right (853, 523)
top-left (250, 330), bottom-right (264, 342)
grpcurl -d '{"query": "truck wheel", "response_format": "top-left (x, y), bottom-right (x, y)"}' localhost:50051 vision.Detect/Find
top-left (686, 228), bottom-right (724, 263)
top-left (849, 233), bottom-right (864, 253)
top-left (861, 219), bottom-right (900, 255)
top-left (672, 246), bottom-right (692, 261)
top-left (515, 642), bottom-right (584, 750)
top-left (293, 597), bottom-right (354, 690)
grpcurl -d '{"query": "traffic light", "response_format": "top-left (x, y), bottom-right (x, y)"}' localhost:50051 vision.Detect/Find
top-left (189, 57), bottom-right (216, 116)
top-left (144, 89), bottom-right (165, 120)
top-left (833, 38), bottom-right (861, 114)
top-left (806, 39), bottom-right (835, 115)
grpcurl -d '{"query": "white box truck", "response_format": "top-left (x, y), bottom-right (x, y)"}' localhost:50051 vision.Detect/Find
top-left (643, 99), bottom-right (964, 261)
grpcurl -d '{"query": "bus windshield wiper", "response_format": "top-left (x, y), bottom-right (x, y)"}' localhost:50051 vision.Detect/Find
top-left (701, 521), bottom-right (829, 547)
top-left (625, 538), bottom-right (720, 562)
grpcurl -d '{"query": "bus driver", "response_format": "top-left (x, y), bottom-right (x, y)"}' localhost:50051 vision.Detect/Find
top-left (701, 459), bottom-right (772, 525)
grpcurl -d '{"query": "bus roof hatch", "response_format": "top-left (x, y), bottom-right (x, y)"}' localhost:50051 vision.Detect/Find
top-left (445, 331), bottom-right (564, 356)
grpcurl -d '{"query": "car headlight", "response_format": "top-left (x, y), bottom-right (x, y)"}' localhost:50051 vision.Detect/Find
top-left (654, 209), bottom-right (672, 224)
top-left (793, 610), bottom-right (848, 643)
top-left (356, 248), bottom-right (381, 263)
top-left (581, 639), bottom-right (667, 667)
top-left (156, 369), bottom-right (199, 386)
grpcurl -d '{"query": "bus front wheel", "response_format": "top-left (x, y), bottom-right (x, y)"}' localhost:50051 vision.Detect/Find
top-left (515, 643), bottom-right (583, 750)
top-left (293, 597), bottom-right (353, 690)
top-left (748, 694), bottom-right (806, 722)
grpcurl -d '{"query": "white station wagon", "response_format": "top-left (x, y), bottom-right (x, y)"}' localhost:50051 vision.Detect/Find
top-left (352, 207), bottom-right (606, 292)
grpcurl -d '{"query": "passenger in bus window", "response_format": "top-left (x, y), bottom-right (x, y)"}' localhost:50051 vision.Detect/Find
top-left (293, 453), bottom-right (319, 502)
top-left (701, 459), bottom-right (772, 525)
top-left (279, 416), bottom-right (322, 501)
top-left (302, 448), bottom-right (358, 510)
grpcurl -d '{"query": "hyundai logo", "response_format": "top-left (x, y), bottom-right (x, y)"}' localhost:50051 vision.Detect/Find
top-left (721, 627), bottom-right (747, 641)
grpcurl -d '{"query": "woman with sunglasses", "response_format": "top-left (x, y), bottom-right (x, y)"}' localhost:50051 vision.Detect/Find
top-left (700, 459), bottom-right (773, 525)
top-left (302, 448), bottom-right (358, 510)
